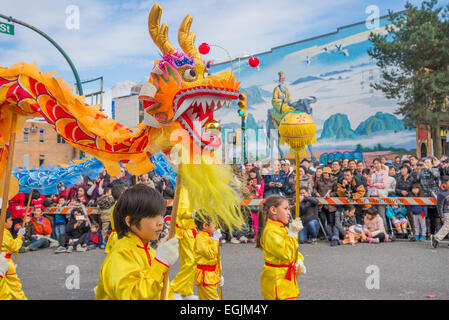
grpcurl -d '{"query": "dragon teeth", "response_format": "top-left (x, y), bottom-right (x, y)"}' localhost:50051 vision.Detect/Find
top-left (173, 98), bottom-right (193, 121)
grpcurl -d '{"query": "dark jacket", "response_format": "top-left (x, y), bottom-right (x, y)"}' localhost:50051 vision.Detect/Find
top-left (264, 172), bottom-right (287, 197)
top-left (436, 187), bottom-right (449, 219)
top-left (334, 210), bottom-right (357, 237)
top-left (395, 174), bottom-right (415, 196)
top-left (409, 205), bottom-right (428, 217)
top-left (156, 178), bottom-right (175, 199)
top-left (66, 212), bottom-right (89, 239)
top-left (337, 175), bottom-right (365, 200)
top-left (83, 231), bottom-right (103, 247)
top-left (299, 196), bottom-right (319, 226)
top-left (314, 176), bottom-right (337, 197)
top-left (416, 168), bottom-right (440, 197)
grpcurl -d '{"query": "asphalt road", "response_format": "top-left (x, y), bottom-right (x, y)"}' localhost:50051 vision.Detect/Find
top-left (15, 239), bottom-right (449, 300)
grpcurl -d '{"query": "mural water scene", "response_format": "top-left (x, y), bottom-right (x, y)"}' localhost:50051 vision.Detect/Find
top-left (210, 15), bottom-right (416, 163)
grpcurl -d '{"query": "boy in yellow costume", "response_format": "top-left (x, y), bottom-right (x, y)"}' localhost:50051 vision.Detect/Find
top-left (171, 185), bottom-right (198, 300)
top-left (96, 184), bottom-right (179, 300)
top-left (0, 252), bottom-right (11, 299)
top-left (1, 211), bottom-right (27, 300)
top-left (193, 213), bottom-right (223, 300)
top-left (256, 195), bottom-right (306, 300)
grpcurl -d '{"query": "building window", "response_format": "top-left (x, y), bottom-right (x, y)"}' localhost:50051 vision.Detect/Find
top-left (23, 154), bottom-right (29, 169)
top-left (39, 129), bottom-right (45, 143)
top-left (24, 130), bottom-right (29, 143)
top-left (57, 134), bottom-right (67, 144)
top-left (39, 155), bottom-right (45, 167)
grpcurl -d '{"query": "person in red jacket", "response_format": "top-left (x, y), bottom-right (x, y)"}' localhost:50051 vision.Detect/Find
top-left (22, 204), bottom-right (53, 251)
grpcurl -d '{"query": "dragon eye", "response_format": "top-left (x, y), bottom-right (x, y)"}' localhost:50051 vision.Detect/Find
top-left (184, 69), bottom-right (197, 81)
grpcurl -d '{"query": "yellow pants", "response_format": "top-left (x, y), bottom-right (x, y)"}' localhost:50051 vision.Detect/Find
top-left (5, 259), bottom-right (27, 300)
top-left (170, 236), bottom-right (196, 296)
top-left (197, 284), bottom-right (219, 300)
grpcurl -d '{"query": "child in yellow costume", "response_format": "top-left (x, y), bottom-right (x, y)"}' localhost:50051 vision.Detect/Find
top-left (256, 195), bottom-right (306, 300)
top-left (193, 214), bottom-right (223, 300)
top-left (0, 252), bottom-right (12, 299)
top-left (95, 184), bottom-right (179, 300)
top-left (104, 183), bottom-right (128, 254)
top-left (171, 185), bottom-right (198, 300)
top-left (1, 211), bottom-right (27, 300)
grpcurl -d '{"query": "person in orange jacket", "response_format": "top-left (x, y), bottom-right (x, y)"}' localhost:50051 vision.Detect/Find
top-left (22, 204), bottom-right (53, 251)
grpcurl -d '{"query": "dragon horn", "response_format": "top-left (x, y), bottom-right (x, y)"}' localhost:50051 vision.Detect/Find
top-left (178, 14), bottom-right (201, 61)
top-left (148, 4), bottom-right (175, 55)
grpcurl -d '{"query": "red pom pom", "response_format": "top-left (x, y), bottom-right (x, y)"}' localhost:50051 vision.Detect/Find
top-left (198, 43), bottom-right (210, 55)
top-left (248, 56), bottom-right (259, 68)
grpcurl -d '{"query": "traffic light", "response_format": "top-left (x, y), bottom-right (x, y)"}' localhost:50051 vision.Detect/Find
top-left (237, 93), bottom-right (247, 117)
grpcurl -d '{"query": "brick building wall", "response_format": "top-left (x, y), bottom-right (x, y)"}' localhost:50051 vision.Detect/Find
top-left (12, 118), bottom-right (80, 169)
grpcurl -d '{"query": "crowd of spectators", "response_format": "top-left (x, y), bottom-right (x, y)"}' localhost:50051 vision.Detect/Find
top-left (6, 153), bottom-right (449, 251)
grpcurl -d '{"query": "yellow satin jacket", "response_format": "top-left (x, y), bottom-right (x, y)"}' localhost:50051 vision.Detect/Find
top-left (260, 218), bottom-right (304, 300)
top-left (95, 232), bottom-right (169, 300)
top-left (194, 231), bottom-right (220, 286)
top-left (174, 186), bottom-right (197, 240)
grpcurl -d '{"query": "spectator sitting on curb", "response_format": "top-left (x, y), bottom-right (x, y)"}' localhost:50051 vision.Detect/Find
top-left (21, 204), bottom-right (56, 252)
top-left (82, 223), bottom-right (104, 250)
top-left (363, 208), bottom-right (389, 243)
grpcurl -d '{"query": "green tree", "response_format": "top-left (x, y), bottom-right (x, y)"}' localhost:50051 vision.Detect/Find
top-left (368, 0), bottom-right (449, 156)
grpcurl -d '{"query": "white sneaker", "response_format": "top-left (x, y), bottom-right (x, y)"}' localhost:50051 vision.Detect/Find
top-left (173, 292), bottom-right (183, 300)
top-left (76, 244), bottom-right (87, 252)
top-left (182, 294), bottom-right (199, 300)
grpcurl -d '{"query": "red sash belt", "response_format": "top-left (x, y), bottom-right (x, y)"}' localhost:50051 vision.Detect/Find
top-left (4, 253), bottom-right (11, 259)
top-left (196, 264), bottom-right (217, 286)
top-left (111, 229), bottom-right (116, 233)
top-left (265, 261), bottom-right (297, 284)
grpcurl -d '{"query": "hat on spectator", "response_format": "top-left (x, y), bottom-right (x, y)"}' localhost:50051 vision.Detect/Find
top-left (280, 160), bottom-right (290, 165)
top-left (322, 167), bottom-right (332, 174)
top-left (164, 215), bottom-right (171, 224)
top-left (385, 160), bottom-right (394, 165)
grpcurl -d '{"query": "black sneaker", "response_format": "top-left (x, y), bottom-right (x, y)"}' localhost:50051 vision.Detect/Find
top-left (330, 239), bottom-right (339, 247)
top-left (430, 235), bottom-right (439, 249)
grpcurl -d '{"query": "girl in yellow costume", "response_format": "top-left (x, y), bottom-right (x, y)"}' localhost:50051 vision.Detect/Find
top-left (170, 185), bottom-right (198, 300)
top-left (0, 252), bottom-right (12, 299)
top-left (95, 184), bottom-right (179, 300)
top-left (256, 195), bottom-right (306, 300)
top-left (193, 213), bottom-right (223, 300)
top-left (1, 211), bottom-right (27, 300)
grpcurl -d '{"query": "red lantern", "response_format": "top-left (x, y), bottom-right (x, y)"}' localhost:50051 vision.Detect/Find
top-left (198, 43), bottom-right (210, 55)
top-left (248, 56), bottom-right (259, 68)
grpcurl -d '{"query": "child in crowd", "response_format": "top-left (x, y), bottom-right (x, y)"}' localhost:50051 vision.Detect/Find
top-left (256, 195), bottom-right (306, 300)
top-left (1, 211), bottom-right (27, 300)
top-left (96, 187), bottom-right (114, 244)
top-left (332, 205), bottom-right (366, 246)
top-left (363, 208), bottom-right (388, 243)
top-left (54, 207), bottom-right (90, 253)
top-left (54, 196), bottom-right (67, 240)
top-left (409, 184), bottom-right (427, 241)
top-left (386, 203), bottom-right (409, 234)
top-left (82, 223), bottom-right (104, 250)
top-left (95, 184), bottom-right (179, 300)
top-left (193, 212), bottom-right (223, 300)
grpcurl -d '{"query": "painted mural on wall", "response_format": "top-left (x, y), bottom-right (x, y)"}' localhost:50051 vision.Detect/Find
top-left (210, 16), bottom-right (416, 163)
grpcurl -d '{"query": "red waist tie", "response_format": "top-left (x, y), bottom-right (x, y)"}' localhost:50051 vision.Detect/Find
top-left (196, 264), bottom-right (218, 286)
top-left (111, 229), bottom-right (116, 233)
top-left (4, 253), bottom-right (11, 259)
top-left (264, 261), bottom-right (297, 284)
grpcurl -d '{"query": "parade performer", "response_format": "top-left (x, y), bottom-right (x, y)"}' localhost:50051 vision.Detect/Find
top-left (171, 185), bottom-right (198, 300)
top-left (95, 184), bottom-right (179, 300)
top-left (193, 212), bottom-right (223, 300)
top-left (256, 195), bottom-right (306, 300)
top-left (0, 252), bottom-right (11, 299)
top-left (1, 211), bottom-right (27, 300)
